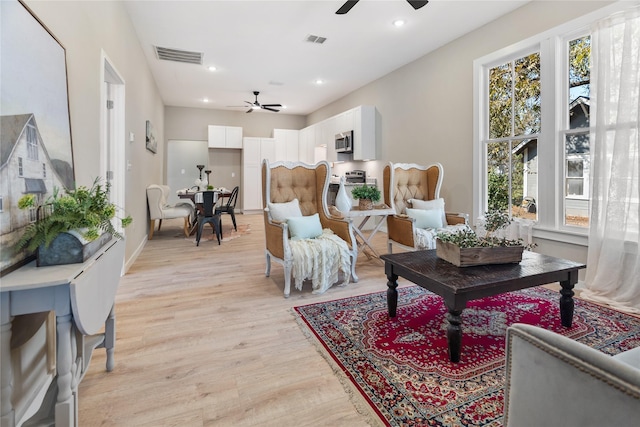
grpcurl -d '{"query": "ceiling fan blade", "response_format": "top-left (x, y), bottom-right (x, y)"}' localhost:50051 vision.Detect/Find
top-left (261, 103), bottom-right (282, 108)
top-left (246, 108), bottom-right (253, 113)
top-left (336, 0), bottom-right (359, 14)
top-left (262, 106), bottom-right (280, 112)
top-left (407, 0), bottom-right (429, 10)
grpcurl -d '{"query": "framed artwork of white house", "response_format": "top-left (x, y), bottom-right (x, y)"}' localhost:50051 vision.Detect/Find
top-left (0, 0), bottom-right (75, 275)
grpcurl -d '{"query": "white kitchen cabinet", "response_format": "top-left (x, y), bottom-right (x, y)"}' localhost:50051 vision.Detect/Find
top-left (242, 137), bottom-right (275, 212)
top-left (298, 126), bottom-right (315, 164)
top-left (273, 129), bottom-right (299, 162)
top-left (208, 125), bottom-right (243, 148)
top-left (353, 105), bottom-right (376, 160)
top-left (337, 109), bottom-right (355, 134)
top-left (260, 138), bottom-right (276, 163)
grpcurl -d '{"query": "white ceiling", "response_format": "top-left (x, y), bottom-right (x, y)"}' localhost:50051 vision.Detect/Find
top-left (124, 0), bottom-right (529, 115)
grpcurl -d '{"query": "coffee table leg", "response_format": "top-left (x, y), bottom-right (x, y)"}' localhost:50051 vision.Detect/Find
top-left (386, 272), bottom-right (399, 318)
top-left (559, 278), bottom-right (576, 328)
top-left (447, 308), bottom-right (463, 363)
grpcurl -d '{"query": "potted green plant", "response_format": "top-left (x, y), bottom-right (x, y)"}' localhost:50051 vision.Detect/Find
top-left (351, 184), bottom-right (381, 210)
top-left (16, 177), bottom-right (132, 266)
top-left (435, 210), bottom-right (534, 267)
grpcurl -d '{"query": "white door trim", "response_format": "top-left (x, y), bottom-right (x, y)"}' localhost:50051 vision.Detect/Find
top-left (100, 50), bottom-right (126, 234)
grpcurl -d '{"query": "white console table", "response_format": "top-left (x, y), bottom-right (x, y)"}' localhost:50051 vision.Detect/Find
top-left (1, 238), bottom-right (124, 427)
top-left (344, 206), bottom-right (395, 260)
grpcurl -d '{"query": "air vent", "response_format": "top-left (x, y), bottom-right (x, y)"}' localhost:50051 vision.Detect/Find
top-left (154, 46), bottom-right (203, 65)
top-left (305, 34), bottom-right (327, 44)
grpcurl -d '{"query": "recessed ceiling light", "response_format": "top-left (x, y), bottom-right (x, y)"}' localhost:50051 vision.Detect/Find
top-left (207, 66), bottom-right (216, 71)
top-left (315, 79), bottom-right (324, 85)
top-left (203, 98), bottom-right (209, 103)
top-left (393, 19), bottom-right (405, 27)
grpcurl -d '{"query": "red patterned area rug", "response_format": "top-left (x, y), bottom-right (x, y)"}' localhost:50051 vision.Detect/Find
top-left (293, 286), bottom-right (640, 426)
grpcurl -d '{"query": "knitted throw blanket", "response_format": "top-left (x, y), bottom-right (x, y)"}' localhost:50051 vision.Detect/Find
top-left (289, 229), bottom-right (351, 294)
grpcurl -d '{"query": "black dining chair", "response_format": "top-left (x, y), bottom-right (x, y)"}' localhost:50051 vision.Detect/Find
top-left (216, 186), bottom-right (239, 231)
top-left (196, 191), bottom-right (222, 246)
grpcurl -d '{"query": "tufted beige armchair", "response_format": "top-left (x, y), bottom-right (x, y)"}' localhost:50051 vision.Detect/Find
top-left (383, 162), bottom-right (468, 252)
top-left (262, 160), bottom-right (358, 297)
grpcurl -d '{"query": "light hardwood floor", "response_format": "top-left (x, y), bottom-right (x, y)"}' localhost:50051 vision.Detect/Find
top-left (79, 213), bottom-right (401, 426)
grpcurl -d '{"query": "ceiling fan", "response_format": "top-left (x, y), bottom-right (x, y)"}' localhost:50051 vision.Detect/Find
top-left (336, 0), bottom-right (428, 15)
top-left (232, 91), bottom-right (282, 113)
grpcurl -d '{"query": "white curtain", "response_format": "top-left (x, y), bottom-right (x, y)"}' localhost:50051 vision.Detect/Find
top-left (582, 6), bottom-right (640, 314)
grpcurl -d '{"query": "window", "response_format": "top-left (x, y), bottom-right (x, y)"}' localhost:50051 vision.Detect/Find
top-left (43, 163), bottom-right (47, 178)
top-left (486, 52), bottom-right (540, 221)
top-left (18, 157), bottom-right (23, 177)
top-left (0, 196), bottom-right (3, 212)
top-left (26, 123), bottom-right (38, 160)
top-left (566, 159), bottom-right (585, 196)
top-left (473, 3), bottom-right (627, 241)
top-left (563, 35), bottom-right (591, 227)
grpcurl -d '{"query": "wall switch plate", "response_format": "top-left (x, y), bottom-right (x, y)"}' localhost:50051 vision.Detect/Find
top-left (129, 132), bottom-right (135, 142)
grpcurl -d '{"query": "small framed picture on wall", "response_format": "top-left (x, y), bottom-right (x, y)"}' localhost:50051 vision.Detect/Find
top-left (146, 120), bottom-right (157, 153)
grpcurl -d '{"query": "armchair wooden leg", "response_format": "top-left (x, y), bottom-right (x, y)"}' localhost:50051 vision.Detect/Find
top-left (148, 219), bottom-right (156, 240)
top-left (284, 262), bottom-right (292, 298)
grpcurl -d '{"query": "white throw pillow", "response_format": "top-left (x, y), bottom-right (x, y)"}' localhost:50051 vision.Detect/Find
top-left (406, 208), bottom-right (444, 229)
top-left (410, 198), bottom-right (447, 227)
top-left (267, 199), bottom-right (302, 222)
top-left (287, 213), bottom-right (323, 240)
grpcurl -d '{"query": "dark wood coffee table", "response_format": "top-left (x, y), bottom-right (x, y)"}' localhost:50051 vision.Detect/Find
top-left (380, 250), bottom-right (586, 363)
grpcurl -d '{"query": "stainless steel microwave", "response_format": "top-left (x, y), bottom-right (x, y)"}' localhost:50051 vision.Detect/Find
top-left (335, 131), bottom-right (354, 153)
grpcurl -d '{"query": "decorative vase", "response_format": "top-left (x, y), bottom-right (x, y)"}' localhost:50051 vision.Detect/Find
top-left (335, 177), bottom-right (352, 213)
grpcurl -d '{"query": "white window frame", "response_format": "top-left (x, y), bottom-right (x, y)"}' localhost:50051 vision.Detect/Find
top-left (473, 2), bottom-right (632, 247)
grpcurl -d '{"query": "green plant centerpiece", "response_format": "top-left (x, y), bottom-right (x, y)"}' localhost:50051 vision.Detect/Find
top-left (16, 178), bottom-right (132, 266)
top-left (435, 211), bottom-right (534, 267)
top-left (351, 184), bottom-right (381, 210)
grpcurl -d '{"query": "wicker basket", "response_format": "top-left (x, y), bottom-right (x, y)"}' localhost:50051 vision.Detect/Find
top-left (358, 198), bottom-right (373, 210)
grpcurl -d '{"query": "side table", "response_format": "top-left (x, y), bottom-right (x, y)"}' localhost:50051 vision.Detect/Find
top-left (344, 206), bottom-right (396, 260)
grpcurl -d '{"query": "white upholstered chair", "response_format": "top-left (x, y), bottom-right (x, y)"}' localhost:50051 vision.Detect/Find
top-left (383, 162), bottom-right (468, 252)
top-left (146, 184), bottom-right (194, 239)
top-left (262, 160), bottom-right (358, 297)
top-left (504, 323), bottom-right (640, 427)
